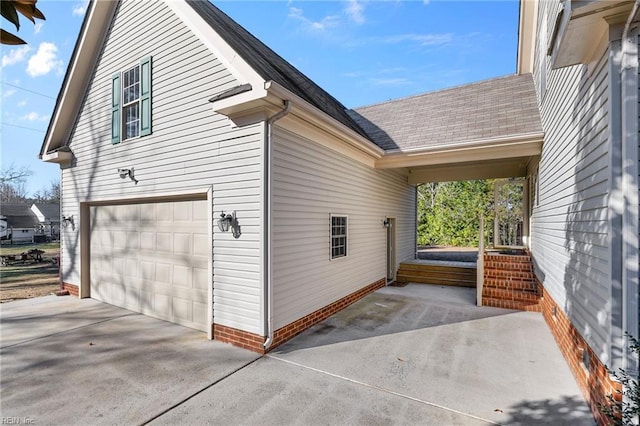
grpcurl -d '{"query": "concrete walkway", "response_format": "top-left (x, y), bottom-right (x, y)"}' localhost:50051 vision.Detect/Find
top-left (1, 286), bottom-right (594, 425)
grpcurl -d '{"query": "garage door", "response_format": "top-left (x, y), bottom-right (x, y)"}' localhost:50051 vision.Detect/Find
top-left (90, 200), bottom-right (209, 331)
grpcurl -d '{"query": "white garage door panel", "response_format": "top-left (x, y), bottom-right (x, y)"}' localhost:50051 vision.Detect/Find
top-left (90, 200), bottom-right (209, 331)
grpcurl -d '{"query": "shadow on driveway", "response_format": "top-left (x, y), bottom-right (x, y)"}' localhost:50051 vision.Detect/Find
top-left (1, 296), bottom-right (259, 425)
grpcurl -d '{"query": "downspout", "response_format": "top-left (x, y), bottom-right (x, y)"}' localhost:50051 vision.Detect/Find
top-left (263, 99), bottom-right (292, 351)
top-left (620, 0), bottom-right (640, 374)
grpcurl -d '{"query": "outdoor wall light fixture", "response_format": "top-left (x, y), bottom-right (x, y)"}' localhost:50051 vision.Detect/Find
top-left (62, 215), bottom-right (75, 230)
top-left (383, 218), bottom-right (390, 228)
top-left (218, 211), bottom-right (234, 232)
top-left (218, 211), bottom-right (241, 239)
top-left (117, 167), bottom-right (138, 184)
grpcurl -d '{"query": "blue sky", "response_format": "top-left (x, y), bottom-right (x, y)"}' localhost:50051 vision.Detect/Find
top-left (1, 0), bottom-right (519, 196)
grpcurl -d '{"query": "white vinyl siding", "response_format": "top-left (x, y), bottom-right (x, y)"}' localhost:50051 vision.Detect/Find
top-left (60, 0), bottom-right (264, 334)
top-left (530, 0), bottom-right (611, 362)
top-left (271, 127), bottom-right (415, 330)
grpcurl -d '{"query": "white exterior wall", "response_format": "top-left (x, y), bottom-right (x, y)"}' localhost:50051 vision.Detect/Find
top-left (60, 0), bottom-right (264, 334)
top-left (8, 228), bottom-right (35, 243)
top-left (271, 126), bottom-right (415, 330)
top-left (530, 0), bottom-right (611, 362)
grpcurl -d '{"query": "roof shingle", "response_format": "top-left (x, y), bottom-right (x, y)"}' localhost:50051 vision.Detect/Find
top-left (349, 74), bottom-right (543, 152)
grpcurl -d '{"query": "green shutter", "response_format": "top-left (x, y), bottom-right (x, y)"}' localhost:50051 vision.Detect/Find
top-left (111, 73), bottom-right (121, 144)
top-left (140, 56), bottom-right (152, 136)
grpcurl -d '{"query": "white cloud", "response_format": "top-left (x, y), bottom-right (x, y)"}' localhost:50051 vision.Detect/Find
top-left (26, 42), bottom-right (63, 77)
top-left (345, 0), bottom-right (365, 25)
top-left (72, 0), bottom-right (89, 17)
top-left (20, 112), bottom-right (50, 122)
top-left (423, 0), bottom-right (430, 4)
top-left (2, 46), bottom-right (31, 67)
top-left (288, 7), bottom-right (339, 31)
top-left (369, 77), bottom-right (412, 86)
top-left (3, 89), bottom-right (17, 98)
top-left (18, 100), bottom-right (27, 107)
top-left (34, 22), bottom-right (44, 34)
top-left (382, 33), bottom-right (453, 46)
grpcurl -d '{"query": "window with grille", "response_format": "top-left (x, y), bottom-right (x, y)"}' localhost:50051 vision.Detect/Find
top-left (122, 65), bottom-right (140, 140)
top-left (111, 57), bottom-right (152, 144)
top-left (330, 215), bottom-right (347, 259)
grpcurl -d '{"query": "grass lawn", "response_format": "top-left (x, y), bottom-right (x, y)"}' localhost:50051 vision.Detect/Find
top-left (0, 242), bottom-right (61, 303)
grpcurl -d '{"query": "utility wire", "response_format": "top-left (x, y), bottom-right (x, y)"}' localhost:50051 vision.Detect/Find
top-left (1, 81), bottom-right (56, 100)
top-left (0, 122), bottom-right (46, 133)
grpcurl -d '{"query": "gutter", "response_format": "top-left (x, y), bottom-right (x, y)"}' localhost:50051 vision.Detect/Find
top-left (264, 81), bottom-right (384, 159)
top-left (263, 99), bottom-right (292, 351)
top-left (620, 0), bottom-right (640, 374)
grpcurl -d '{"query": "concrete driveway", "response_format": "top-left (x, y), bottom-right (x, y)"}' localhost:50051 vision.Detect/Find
top-left (1, 285), bottom-right (594, 425)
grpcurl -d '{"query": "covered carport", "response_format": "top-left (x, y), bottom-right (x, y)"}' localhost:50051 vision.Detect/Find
top-left (350, 73), bottom-right (543, 306)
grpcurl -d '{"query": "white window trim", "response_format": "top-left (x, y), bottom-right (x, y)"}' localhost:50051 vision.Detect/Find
top-left (330, 214), bottom-right (348, 261)
top-left (121, 63), bottom-right (141, 141)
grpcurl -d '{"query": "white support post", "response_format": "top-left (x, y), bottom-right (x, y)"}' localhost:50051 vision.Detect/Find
top-left (477, 215), bottom-right (484, 307)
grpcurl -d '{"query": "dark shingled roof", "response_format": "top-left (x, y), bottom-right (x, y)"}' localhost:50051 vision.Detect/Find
top-left (0, 204), bottom-right (40, 228)
top-left (349, 74), bottom-right (543, 152)
top-left (187, 0), bottom-right (369, 139)
top-left (33, 203), bottom-right (60, 222)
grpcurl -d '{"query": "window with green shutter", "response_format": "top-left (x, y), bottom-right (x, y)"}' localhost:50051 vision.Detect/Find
top-left (111, 56), bottom-right (152, 144)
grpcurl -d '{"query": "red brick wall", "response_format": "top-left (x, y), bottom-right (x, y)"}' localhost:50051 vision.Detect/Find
top-left (62, 282), bottom-right (79, 297)
top-left (538, 279), bottom-right (620, 425)
top-left (213, 323), bottom-right (265, 352)
top-left (269, 278), bottom-right (386, 350)
top-left (213, 277), bottom-right (386, 354)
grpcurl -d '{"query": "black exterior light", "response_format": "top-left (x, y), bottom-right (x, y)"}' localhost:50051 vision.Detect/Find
top-left (218, 211), bottom-right (235, 233)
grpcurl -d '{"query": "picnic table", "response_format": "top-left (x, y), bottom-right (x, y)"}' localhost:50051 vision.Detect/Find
top-left (0, 249), bottom-right (45, 266)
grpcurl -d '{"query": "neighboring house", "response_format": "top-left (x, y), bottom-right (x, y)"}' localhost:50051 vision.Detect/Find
top-left (31, 203), bottom-right (60, 240)
top-left (40, 1), bottom-right (638, 423)
top-left (0, 203), bottom-right (40, 243)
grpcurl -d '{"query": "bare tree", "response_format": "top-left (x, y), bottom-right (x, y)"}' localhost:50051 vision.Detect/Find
top-left (0, 164), bottom-right (32, 184)
top-left (32, 180), bottom-right (60, 203)
top-left (0, 181), bottom-right (29, 203)
top-left (0, 164), bottom-right (32, 203)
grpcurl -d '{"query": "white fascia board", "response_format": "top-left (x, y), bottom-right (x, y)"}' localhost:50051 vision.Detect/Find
top-left (375, 133), bottom-right (543, 169)
top-left (41, 1), bottom-right (117, 161)
top-left (164, 1), bottom-right (266, 98)
top-left (42, 150), bottom-right (73, 164)
top-left (551, 0), bottom-right (634, 69)
top-left (265, 81), bottom-right (384, 160)
top-left (517, 0), bottom-right (539, 74)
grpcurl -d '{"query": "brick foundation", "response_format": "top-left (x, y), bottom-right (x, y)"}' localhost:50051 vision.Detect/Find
top-left (213, 277), bottom-right (386, 354)
top-left (269, 278), bottom-right (386, 350)
top-left (538, 279), bottom-right (620, 425)
top-left (213, 323), bottom-right (265, 353)
top-left (61, 282), bottom-right (79, 297)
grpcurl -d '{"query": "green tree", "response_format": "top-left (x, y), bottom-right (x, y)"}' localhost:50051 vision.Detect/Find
top-left (1, 0), bottom-right (45, 45)
top-left (494, 178), bottom-right (524, 246)
top-left (417, 180), bottom-right (494, 247)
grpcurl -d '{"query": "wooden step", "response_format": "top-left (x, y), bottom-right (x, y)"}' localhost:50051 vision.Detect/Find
top-left (396, 268), bottom-right (476, 280)
top-left (399, 263), bottom-right (476, 273)
top-left (397, 263), bottom-right (477, 288)
top-left (396, 274), bottom-right (476, 288)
